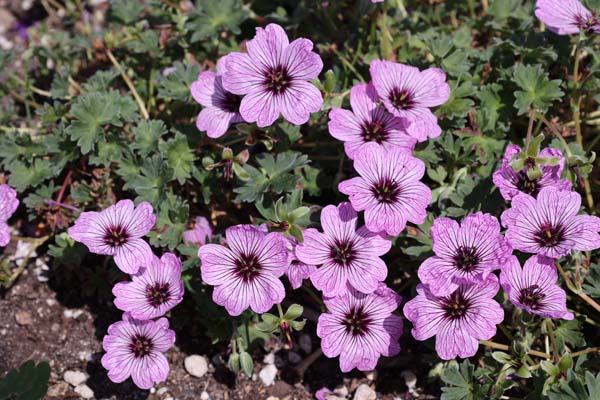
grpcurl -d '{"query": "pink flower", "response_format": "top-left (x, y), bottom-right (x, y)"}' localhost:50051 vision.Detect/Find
top-left (500, 255), bottom-right (574, 320)
top-left (191, 55), bottom-right (245, 138)
top-left (285, 235), bottom-right (316, 289)
top-left (198, 224), bottom-right (289, 316)
top-left (101, 313), bottom-right (175, 389)
top-left (315, 387), bottom-right (334, 400)
top-left (417, 212), bottom-right (512, 297)
top-left (0, 184), bottom-right (19, 247)
top-left (317, 284), bottom-right (402, 372)
top-left (295, 202), bottom-right (391, 296)
top-left (492, 144), bottom-right (571, 201)
top-left (501, 187), bottom-right (600, 259)
top-left (328, 82), bottom-right (416, 159)
top-left (112, 253), bottom-right (184, 320)
top-left (403, 275), bottom-right (503, 360)
top-left (338, 143), bottom-right (431, 236)
top-left (68, 200), bottom-right (156, 274)
top-left (183, 216), bottom-right (213, 246)
top-left (222, 23), bottom-right (323, 127)
top-left (370, 60), bottom-right (450, 141)
top-left (535, 0), bottom-right (600, 35)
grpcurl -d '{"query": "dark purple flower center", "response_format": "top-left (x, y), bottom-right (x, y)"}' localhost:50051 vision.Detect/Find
top-left (453, 246), bottom-right (480, 272)
top-left (441, 290), bottom-right (471, 320)
top-left (361, 120), bottom-right (389, 144)
top-left (534, 223), bottom-right (566, 248)
top-left (103, 225), bottom-right (129, 247)
top-left (371, 178), bottom-right (401, 204)
top-left (264, 66), bottom-right (291, 94)
top-left (515, 171), bottom-right (539, 197)
top-left (518, 285), bottom-right (545, 310)
top-left (234, 253), bottom-right (262, 282)
top-left (129, 334), bottom-right (153, 358)
top-left (576, 12), bottom-right (600, 32)
top-left (389, 87), bottom-right (415, 111)
top-left (145, 282), bottom-right (171, 307)
top-left (343, 306), bottom-right (372, 336)
top-left (220, 91), bottom-right (242, 113)
top-left (330, 240), bottom-right (356, 266)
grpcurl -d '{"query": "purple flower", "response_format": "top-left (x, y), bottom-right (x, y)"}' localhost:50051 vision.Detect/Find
top-left (183, 216), bottom-right (213, 246)
top-left (112, 253), bottom-right (184, 320)
top-left (315, 387), bottom-right (334, 400)
top-left (535, 0), bottom-right (600, 35)
top-left (68, 200), bottom-right (156, 274)
top-left (500, 255), bottom-right (574, 320)
top-left (492, 144), bottom-right (571, 201)
top-left (295, 202), bottom-right (391, 296)
top-left (403, 275), bottom-right (503, 360)
top-left (191, 55), bottom-right (245, 138)
top-left (328, 82), bottom-right (416, 159)
top-left (285, 235), bottom-right (316, 289)
top-left (198, 224), bottom-right (289, 316)
top-left (418, 212), bottom-right (512, 297)
top-left (0, 184), bottom-right (19, 247)
top-left (101, 313), bottom-right (175, 389)
top-left (370, 60), bottom-right (450, 141)
top-left (317, 284), bottom-right (402, 372)
top-left (222, 23), bottom-right (323, 127)
top-left (501, 187), bottom-right (600, 259)
top-left (338, 143), bottom-right (431, 236)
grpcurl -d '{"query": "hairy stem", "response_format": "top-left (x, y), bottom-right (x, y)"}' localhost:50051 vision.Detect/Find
top-left (556, 261), bottom-right (600, 313)
top-left (479, 340), bottom-right (551, 359)
top-left (106, 49), bottom-right (150, 119)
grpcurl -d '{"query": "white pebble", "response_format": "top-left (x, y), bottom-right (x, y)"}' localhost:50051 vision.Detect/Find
top-left (64, 370), bottom-right (88, 386)
top-left (184, 355), bottom-right (208, 378)
top-left (259, 364), bottom-right (278, 386)
top-left (353, 384), bottom-right (376, 400)
top-left (74, 384), bottom-right (94, 399)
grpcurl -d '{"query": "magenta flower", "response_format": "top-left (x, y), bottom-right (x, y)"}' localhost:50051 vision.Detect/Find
top-left (101, 313), bottom-right (175, 389)
top-left (112, 253), bottom-right (184, 320)
top-left (500, 255), bottom-right (574, 320)
top-left (190, 55), bottom-right (245, 138)
top-left (418, 212), bottom-right (512, 297)
top-left (492, 144), bottom-right (571, 201)
top-left (317, 284), bottom-right (402, 372)
top-left (198, 224), bottom-right (289, 316)
top-left (285, 235), bottom-right (316, 289)
top-left (501, 187), bottom-right (600, 259)
top-left (68, 200), bottom-right (156, 274)
top-left (338, 143), bottom-right (431, 236)
top-left (295, 202), bottom-right (391, 296)
top-left (183, 216), bottom-right (213, 246)
top-left (222, 23), bottom-right (323, 127)
top-left (403, 275), bottom-right (503, 360)
top-left (370, 60), bottom-right (450, 141)
top-left (535, 0), bottom-right (600, 35)
top-left (0, 184), bottom-right (19, 247)
top-left (328, 82), bottom-right (416, 159)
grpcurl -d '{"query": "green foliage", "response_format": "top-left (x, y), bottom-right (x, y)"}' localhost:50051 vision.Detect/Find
top-left (0, 360), bottom-right (50, 400)
top-left (186, 0), bottom-right (250, 42)
top-left (513, 64), bottom-right (564, 115)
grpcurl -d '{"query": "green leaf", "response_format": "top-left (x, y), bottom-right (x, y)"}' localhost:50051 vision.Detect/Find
top-left (583, 263), bottom-right (600, 298)
top-left (159, 132), bottom-right (196, 184)
top-left (109, 0), bottom-right (145, 24)
top-left (123, 155), bottom-right (173, 205)
top-left (186, 0), bottom-right (249, 42)
top-left (553, 320), bottom-right (586, 349)
top-left (513, 64), bottom-right (564, 115)
top-left (157, 62), bottom-right (201, 102)
top-left (132, 120), bottom-right (167, 157)
top-left (0, 360), bottom-right (51, 400)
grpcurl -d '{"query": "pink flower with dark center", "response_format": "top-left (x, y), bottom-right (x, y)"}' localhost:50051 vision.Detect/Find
top-left (198, 224), bottom-right (289, 316)
top-left (492, 144), bottom-right (571, 201)
top-left (112, 253), bottom-right (184, 320)
top-left (500, 255), bottom-right (573, 320)
top-left (338, 143), bottom-right (431, 236)
top-left (501, 187), bottom-right (600, 259)
top-left (317, 284), bottom-right (402, 372)
top-left (285, 235), bottom-right (317, 289)
top-left (68, 200), bottom-right (156, 274)
top-left (328, 82), bottom-right (416, 158)
top-left (0, 184), bottom-right (19, 247)
top-left (183, 216), bottom-right (213, 246)
top-left (222, 23), bottom-right (323, 127)
top-left (191, 55), bottom-right (245, 138)
top-left (295, 202), bottom-right (391, 297)
top-left (535, 0), bottom-right (600, 35)
top-left (403, 275), bottom-right (503, 360)
top-left (418, 212), bottom-right (512, 297)
top-left (370, 60), bottom-right (450, 141)
top-left (101, 313), bottom-right (175, 389)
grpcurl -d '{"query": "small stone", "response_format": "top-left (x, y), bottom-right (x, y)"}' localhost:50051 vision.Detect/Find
top-left (15, 311), bottom-right (32, 325)
top-left (46, 298), bottom-right (57, 307)
top-left (51, 323), bottom-right (60, 333)
top-left (325, 396), bottom-right (346, 400)
top-left (78, 350), bottom-right (92, 362)
top-left (64, 370), bottom-right (88, 386)
top-left (157, 387), bottom-right (169, 395)
top-left (263, 353), bottom-right (275, 365)
top-left (259, 364), bottom-right (278, 386)
top-left (200, 391), bottom-right (210, 400)
top-left (299, 334), bottom-right (312, 354)
top-left (401, 370), bottom-right (417, 389)
top-left (47, 382), bottom-right (69, 397)
top-left (334, 385), bottom-right (349, 397)
top-left (353, 384), bottom-right (376, 400)
top-left (74, 384), bottom-right (94, 399)
top-left (63, 309), bottom-right (84, 319)
top-left (184, 355), bottom-right (208, 378)
top-left (150, 387), bottom-right (156, 394)
top-left (365, 370), bottom-right (377, 381)
top-left (266, 397), bottom-right (279, 400)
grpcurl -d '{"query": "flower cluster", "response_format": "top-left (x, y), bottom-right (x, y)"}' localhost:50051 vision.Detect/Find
top-left (0, 184), bottom-right (19, 247)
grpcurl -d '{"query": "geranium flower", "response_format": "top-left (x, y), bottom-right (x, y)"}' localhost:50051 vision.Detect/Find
top-left (0, 184), bottom-right (19, 247)
top-left (183, 216), bottom-right (213, 246)
top-left (370, 60), bottom-right (450, 141)
top-left (492, 144), bottom-right (570, 201)
top-left (113, 253), bottom-right (184, 320)
top-left (190, 55), bottom-right (245, 138)
top-left (222, 23), bottom-right (323, 127)
top-left (418, 212), bottom-right (512, 296)
top-left (338, 143), bottom-right (431, 236)
top-left (535, 0), bottom-right (600, 35)
top-left (328, 82), bottom-right (416, 159)
top-left (296, 202), bottom-right (391, 296)
top-left (403, 275), bottom-right (504, 360)
top-left (101, 313), bottom-right (175, 389)
top-left (500, 255), bottom-right (573, 320)
top-left (317, 284), bottom-right (403, 372)
top-left (285, 235), bottom-right (316, 289)
top-left (198, 224), bottom-right (289, 316)
top-left (501, 187), bottom-right (600, 259)
top-left (68, 200), bottom-right (156, 274)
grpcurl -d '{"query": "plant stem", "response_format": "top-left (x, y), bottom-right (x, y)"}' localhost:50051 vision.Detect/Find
top-left (381, 1), bottom-right (392, 60)
top-left (479, 340), bottom-right (551, 359)
top-left (556, 261), bottom-right (600, 313)
top-left (276, 303), bottom-right (285, 319)
top-left (106, 49), bottom-right (150, 119)
top-left (545, 320), bottom-right (559, 362)
top-left (525, 108), bottom-right (535, 147)
top-left (6, 236), bottom-right (50, 289)
top-left (571, 347), bottom-right (600, 357)
top-left (535, 112), bottom-right (573, 157)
